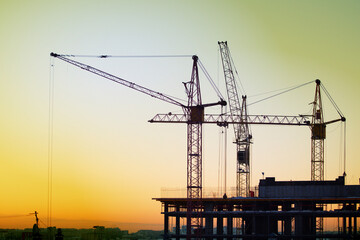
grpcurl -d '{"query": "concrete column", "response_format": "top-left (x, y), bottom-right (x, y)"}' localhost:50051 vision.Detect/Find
top-left (294, 202), bottom-right (303, 236)
top-left (164, 203), bottom-right (169, 240)
top-left (309, 203), bottom-right (316, 239)
top-left (176, 205), bottom-right (180, 240)
top-left (227, 205), bottom-right (233, 240)
top-left (268, 203), bottom-right (278, 236)
top-left (252, 215), bottom-right (256, 236)
top-left (217, 205), bottom-right (224, 240)
top-left (354, 216), bottom-right (357, 237)
top-left (204, 202), bottom-right (214, 240)
top-left (283, 203), bottom-right (292, 236)
top-left (241, 218), bottom-right (245, 237)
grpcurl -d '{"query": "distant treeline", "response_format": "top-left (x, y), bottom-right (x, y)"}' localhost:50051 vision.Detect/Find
top-left (0, 227), bottom-right (163, 240)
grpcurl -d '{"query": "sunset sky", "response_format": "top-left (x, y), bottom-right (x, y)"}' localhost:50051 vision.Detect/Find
top-left (0, 0), bottom-right (359, 231)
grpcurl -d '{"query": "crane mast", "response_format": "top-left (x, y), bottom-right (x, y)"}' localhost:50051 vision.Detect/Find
top-left (218, 41), bottom-right (251, 197)
top-left (311, 79), bottom-right (324, 181)
top-left (184, 56), bottom-right (204, 235)
top-left (310, 79), bottom-right (346, 235)
top-left (238, 96), bottom-right (251, 197)
top-left (184, 56), bottom-right (202, 200)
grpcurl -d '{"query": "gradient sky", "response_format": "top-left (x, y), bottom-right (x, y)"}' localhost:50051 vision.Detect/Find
top-left (0, 0), bottom-right (359, 230)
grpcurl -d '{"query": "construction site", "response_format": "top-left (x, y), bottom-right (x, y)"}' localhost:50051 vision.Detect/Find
top-left (155, 176), bottom-right (360, 239)
top-left (47, 41), bottom-right (358, 240)
top-left (151, 42), bottom-right (358, 240)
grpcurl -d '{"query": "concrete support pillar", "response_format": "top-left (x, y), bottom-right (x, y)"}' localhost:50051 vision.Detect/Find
top-left (253, 202), bottom-right (265, 237)
top-left (268, 205), bottom-right (278, 236)
top-left (354, 216), bottom-right (357, 237)
top-left (164, 203), bottom-right (169, 240)
top-left (295, 201), bottom-right (316, 239)
top-left (309, 204), bottom-right (316, 239)
top-left (252, 215), bottom-right (256, 236)
top-left (295, 202), bottom-right (303, 236)
top-left (217, 205), bottom-right (224, 240)
top-left (283, 203), bottom-right (292, 236)
top-left (204, 202), bottom-right (214, 240)
top-left (176, 205), bottom-right (180, 240)
top-left (241, 218), bottom-right (245, 236)
top-left (227, 205), bottom-right (233, 240)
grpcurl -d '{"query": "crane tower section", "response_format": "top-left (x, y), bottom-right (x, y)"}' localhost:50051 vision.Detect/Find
top-left (238, 96), bottom-right (251, 197)
top-left (184, 56), bottom-right (203, 235)
top-left (218, 41), bottom-right (251, 197)
top-left (311, 79), bottom-right (325, 181)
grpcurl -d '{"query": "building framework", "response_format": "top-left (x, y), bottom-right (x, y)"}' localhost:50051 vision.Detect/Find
top-left (154, 177), bottom-right (360, 239)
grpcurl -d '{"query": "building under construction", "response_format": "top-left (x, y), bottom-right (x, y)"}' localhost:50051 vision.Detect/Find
top-left (154, 176), bottom-right (360, 239)
top-left (50, 45), bottom-right (354, 239)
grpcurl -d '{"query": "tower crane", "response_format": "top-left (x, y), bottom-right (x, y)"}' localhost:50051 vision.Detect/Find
top-left (218, 41), bottom-right (252, 198)
top-left (30, 211), bottom-right (39, 227)
top-left (218, 40), bottom-right (344, 236)
top-left (311, 79), bottom-right (346, 181)
top-left (50, 52), bottom-right (345, 239)
top-left (151, 80), bottom-right (346, 183)
top-left (217, 42), bottom-right (345, 187)
top-left (50, 53), bottom-right (226, 239)
top-left (152, 79), bottom-right (345, 238)
top-left (30, 211), bottom-right (41, 240)
top-left (310, 79), bottom-right (346, 235)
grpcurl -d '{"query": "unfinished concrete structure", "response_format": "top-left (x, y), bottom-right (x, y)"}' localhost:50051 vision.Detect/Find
top-left (154, 176), bottom-right (360, 239)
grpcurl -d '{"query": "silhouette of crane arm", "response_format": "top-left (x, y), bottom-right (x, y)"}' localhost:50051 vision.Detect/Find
top-left (149, 113), bottom-right (311, 125)
top-left (50, 52), bottom-right (186, 108)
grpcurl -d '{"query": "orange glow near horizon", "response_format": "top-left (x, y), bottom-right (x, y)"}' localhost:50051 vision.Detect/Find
top-left (1, 0), bottom-right (359, 231)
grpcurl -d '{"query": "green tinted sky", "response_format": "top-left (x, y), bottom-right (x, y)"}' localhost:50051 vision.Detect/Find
top-left (0, 0), bottom-right (359, 229)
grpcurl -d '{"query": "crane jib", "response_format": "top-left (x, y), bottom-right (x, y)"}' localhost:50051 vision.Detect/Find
top-left (50, 52), bottom-right (186, 108)
top-left (149, 113), bottom-right (312, 125)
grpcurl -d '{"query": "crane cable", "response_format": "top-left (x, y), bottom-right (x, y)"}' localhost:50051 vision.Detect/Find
top-left (319, 82), bottom-right (346, 179)
top-left (48, 57), bottom-right (55, 228)
top-left (217, 127), bottom-right (222, 197)
top-left (320, 84), bottom-right (344, 118)
top-left (228, 48), bottom-right (246, 96)
top-left (343, 121), bottom-right (347, 180)
top-left (53, 53), bottom-right (193, 106)
top-left (55, 53), bottom-right (224, 104)
top-left (217, 80), bottom-right (315, 116)
top-left (39, 218), bottom-right (47, 228)
top-left (217, 105), bottom-right (226, 197)
top-left (248, 80), bottom-right (314, 106)
top-left (339, 122), bottom-right (343, 177)
top-left (224, 122), bottom-right (227, 196)
top-left (52, 54), bottom-right (194, 58)
top-left (0, 214), bottom-right (33, 218)
top-left (198, 59), bottom-right (225, 101)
